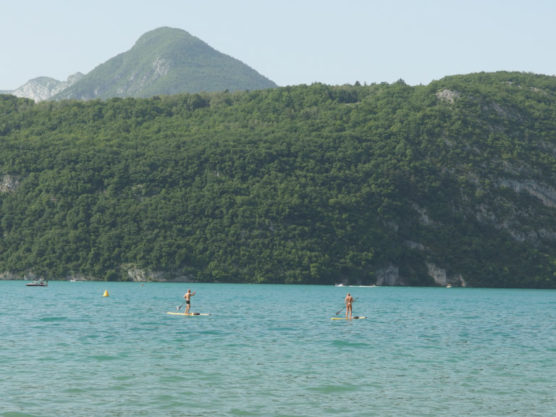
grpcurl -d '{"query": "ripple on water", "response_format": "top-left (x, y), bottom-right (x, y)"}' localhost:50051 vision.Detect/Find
top-left (308, 384), bottom-right (360, 394)
top-left (38, 316), bottom-right (68, 322)
top-left (89, 355), bottom-right (119, 361)
top-left (330, 339), bottom-right (370, 348)
top-left (2, 413), bottom-right (42, 417)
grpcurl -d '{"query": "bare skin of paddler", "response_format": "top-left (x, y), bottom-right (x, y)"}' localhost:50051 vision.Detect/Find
top-left (345, 293), bottom-right (354, 319)
top-left (184, 289), bottom-right (196, 314)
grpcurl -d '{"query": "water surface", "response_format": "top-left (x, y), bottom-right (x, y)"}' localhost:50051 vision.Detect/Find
top-left (1, 281), bottom-right (554, 417)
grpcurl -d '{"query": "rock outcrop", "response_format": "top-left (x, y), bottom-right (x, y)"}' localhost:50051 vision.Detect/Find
top-left (11, 73), bottom-right (83, 102)
top-left (375, 265), bottom-right (406, 286)
top-left (123, 265), bottom-right (194, 282)
top-left (426, 263), bottom-right (467, 287)
top-left (499, 179), bottom-right (556, 208)
top-left (0, 175), bottom-right (20, 193)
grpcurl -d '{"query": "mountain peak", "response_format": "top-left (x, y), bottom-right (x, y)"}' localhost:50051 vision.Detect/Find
top-left (134, 26), bottom-right (196, 47)
top-left (51, 27), bottom-right (276, 100)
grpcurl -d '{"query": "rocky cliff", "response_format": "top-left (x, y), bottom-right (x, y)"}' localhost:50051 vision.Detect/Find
top-left (9, 73), bottom-right (83, 102)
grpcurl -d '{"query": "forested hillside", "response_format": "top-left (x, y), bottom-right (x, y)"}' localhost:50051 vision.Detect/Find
top-left (0, 72), bottom-right (555, 287)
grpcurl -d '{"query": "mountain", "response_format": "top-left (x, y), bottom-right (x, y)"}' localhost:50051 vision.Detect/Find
top-left (0, 72), bottom-right (554, 288)
top-left (9, 73), bottom-right (83, 101)
top-left (52, 27), bottom-right (276, 100)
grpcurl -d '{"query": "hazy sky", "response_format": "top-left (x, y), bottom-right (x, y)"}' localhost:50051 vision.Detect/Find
top-left (2, 0), bottom-right (555, 90)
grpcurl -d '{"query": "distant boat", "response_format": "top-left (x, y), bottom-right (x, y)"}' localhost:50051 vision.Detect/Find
top-left (26, 279), bottom-right (48, 287)
top-left (335, 283), bottom-right (376, 288)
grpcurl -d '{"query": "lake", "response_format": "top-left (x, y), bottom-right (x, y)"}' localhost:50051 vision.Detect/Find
top-left (1, 281), bottom-right (554, 417)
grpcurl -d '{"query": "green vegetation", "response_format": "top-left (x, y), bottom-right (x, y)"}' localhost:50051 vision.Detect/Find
top-left (1, 71), bottom-right (555, 287)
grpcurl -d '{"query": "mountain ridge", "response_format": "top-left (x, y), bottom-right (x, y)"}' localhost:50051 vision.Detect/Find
top-left (6, 27), bottom-right (277, 101)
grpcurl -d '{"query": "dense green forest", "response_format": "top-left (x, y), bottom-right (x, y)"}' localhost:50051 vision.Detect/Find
top-left (0, 72), bottom-right (555, 287)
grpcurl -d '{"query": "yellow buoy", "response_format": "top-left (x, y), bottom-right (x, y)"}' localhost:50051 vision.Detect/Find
top-left (103, 290), bottom-right (109, 297)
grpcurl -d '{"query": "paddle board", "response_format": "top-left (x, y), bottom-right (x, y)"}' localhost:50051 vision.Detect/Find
top-left (331, 316), bottom-right (367, 320)
top-left (167, 312), bottom-right (210, 316)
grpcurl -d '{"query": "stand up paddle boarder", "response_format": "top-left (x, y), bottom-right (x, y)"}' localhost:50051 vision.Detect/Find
top-left (184, 289), bottom-right (196, 314)
top-left (345, 293), bottom-right (354, 319)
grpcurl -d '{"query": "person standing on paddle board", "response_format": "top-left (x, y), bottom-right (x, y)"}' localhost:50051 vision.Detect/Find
top-left (345, 293), bottom-right (354, 319)
top-left (184, 289), bottom-right (196, 314)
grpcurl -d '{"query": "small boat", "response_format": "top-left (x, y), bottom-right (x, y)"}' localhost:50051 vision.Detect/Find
top-left (335, 283), bottom-right (376, 288)
top-left (26, 279), bottom-right (48, 287)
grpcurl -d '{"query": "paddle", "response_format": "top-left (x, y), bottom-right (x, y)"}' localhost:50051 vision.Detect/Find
top-left (335, 305), bottom-right (346, 315)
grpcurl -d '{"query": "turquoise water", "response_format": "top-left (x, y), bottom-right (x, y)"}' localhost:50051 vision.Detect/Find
top-left (0, 281), bottom-right (554, 417)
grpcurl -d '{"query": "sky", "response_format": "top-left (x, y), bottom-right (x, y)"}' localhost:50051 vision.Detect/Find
top-left (2, 0), bottom-right (556, 90)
